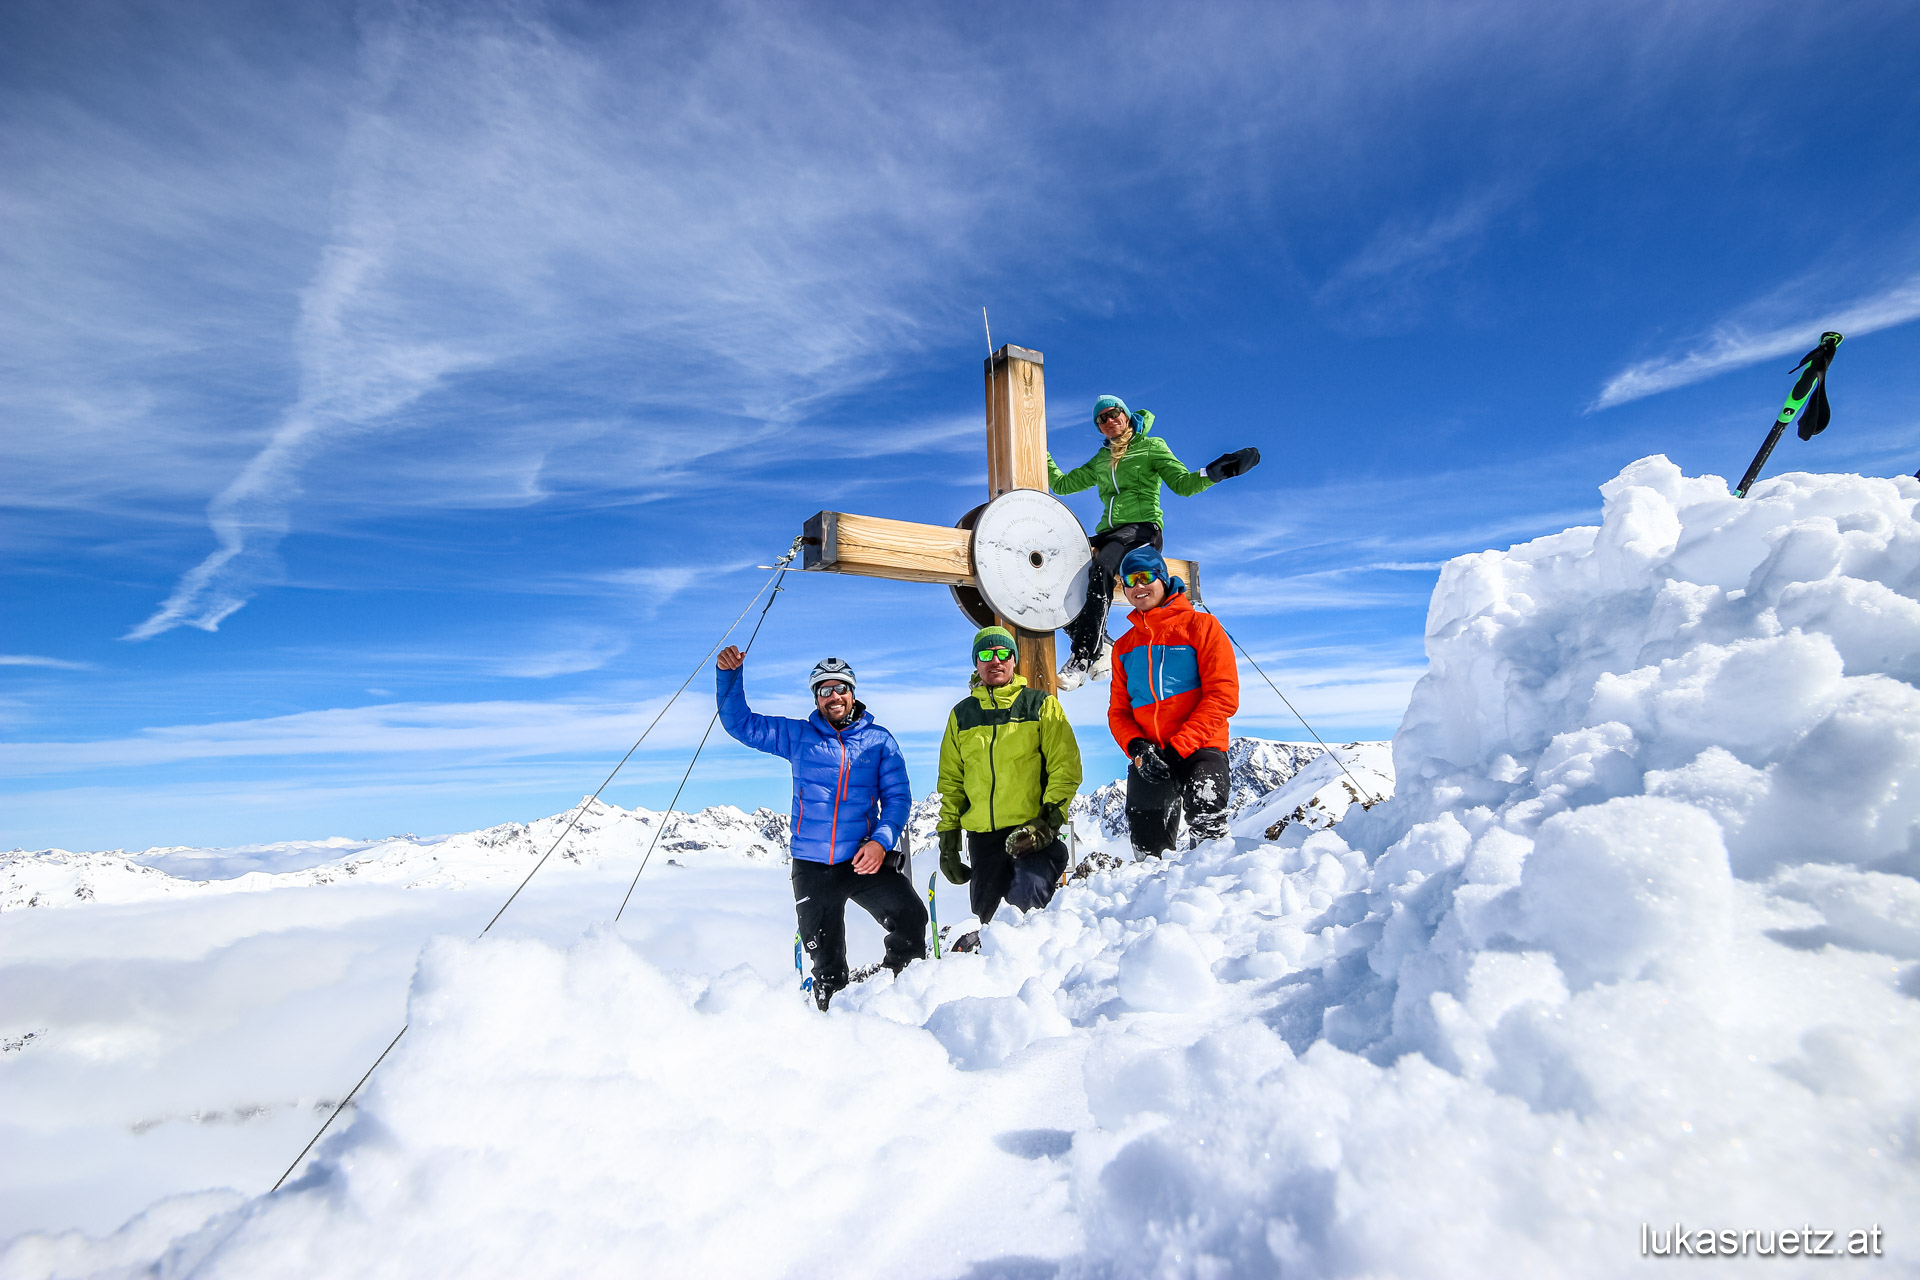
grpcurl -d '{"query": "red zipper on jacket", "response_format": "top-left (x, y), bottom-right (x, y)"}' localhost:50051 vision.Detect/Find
top-left (1144, 613), bottom-right (1162, 745)
top-left (827, 728), bottom-right (850, 863)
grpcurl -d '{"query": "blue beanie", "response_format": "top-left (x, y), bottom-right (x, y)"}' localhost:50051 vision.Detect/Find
top-left (1119, 544), bottom-right (1186, 596)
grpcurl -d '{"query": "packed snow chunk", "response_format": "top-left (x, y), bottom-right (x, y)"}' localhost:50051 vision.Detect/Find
top-left (1641, 745), bottom-right (1769, 836)
top-left (923, 978), bottom-right (1070, 1070)
top-left (1426, 949), bottom-right (1569, 1082)
top-left (1115, 924), bottom-right (1217, 1012)
top-left (1083, 1020), bottom-right (1294, 1132)
top-left (1585, 630), bottom-right (1846, 766)
top-left (1766, 862), bottom-right (1920, 958)
top-left (1734, 677), bottom-right (1920, 877)
top-left (1776, 571), bottom-right (1920, 682)
top-left (1515, 796), bottom-right (1732, 988)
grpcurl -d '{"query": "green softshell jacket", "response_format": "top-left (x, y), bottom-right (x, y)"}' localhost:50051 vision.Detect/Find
top-left (1046, 413), bottom-right (1215, 533)
top-left (936, 674), bottom-right (1082, 834)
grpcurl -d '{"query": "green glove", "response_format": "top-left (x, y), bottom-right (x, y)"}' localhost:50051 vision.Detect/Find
top-left (938, 827), bottom-right (970, 884)
top-left (1006, 801), bottom-right (1066, 858)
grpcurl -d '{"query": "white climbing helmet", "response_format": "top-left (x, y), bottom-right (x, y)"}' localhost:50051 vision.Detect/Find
top-left (808, 657), bottom-right (856, 694)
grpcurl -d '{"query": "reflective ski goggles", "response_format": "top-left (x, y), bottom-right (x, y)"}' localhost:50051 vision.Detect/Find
top-left (975, 646), bottom-right (1016, 663)
top-left (1096, 408), bottom-right (1128, 426)
top-left (813, 681), bottom-right (851, 697)
top-left (1122, 570), bottom-right (1161, 588)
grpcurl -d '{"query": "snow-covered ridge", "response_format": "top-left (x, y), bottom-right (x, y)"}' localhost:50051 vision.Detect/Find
top-left (0, 801), bottom-right (792, 912)
top-left (898, 736), bottom-right (1390, 856)
top-left (6, 738), bottom-right (1378, 913)
top-left (7, 460), bottom-right (1917, 1278)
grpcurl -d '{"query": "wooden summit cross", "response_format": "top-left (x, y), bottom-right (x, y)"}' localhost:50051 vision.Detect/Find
top-left (801, 344), bottom-right (1200, 696)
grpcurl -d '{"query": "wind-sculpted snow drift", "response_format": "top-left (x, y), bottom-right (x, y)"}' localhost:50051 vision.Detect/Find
top-left (7, 459), bottom-right (1918, 1279)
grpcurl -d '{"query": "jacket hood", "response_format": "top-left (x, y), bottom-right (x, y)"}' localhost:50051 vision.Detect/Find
top-left (1104, 408), bottom-right (1156, 444)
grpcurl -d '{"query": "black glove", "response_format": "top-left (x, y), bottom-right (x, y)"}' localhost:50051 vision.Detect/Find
top-left (1129, 739), bottom-right (1173, 784)
top-left (1204, 447), bottom-right (1261, 481)
top-left (1006, 801), bottom-right (1067, 857)
top-left (938, 827), bottom-right (970, 884)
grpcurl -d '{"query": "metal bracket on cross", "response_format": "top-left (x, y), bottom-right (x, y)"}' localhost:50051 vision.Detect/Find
top-left (968, 490), bottom-right (1092, 632)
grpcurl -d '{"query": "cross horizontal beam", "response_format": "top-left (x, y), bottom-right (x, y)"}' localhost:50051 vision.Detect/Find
top-left (801, 508), bottom-right (1203, 602)
top-left (803, 511), bottom-right (974, 585)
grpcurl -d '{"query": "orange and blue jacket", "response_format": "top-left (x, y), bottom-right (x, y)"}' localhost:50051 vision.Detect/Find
top-left (1108, 590), bottom-right (1239, 757)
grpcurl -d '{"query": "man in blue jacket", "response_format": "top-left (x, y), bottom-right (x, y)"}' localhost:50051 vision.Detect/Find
top-left (716, 645), bottom-right (925, 1009)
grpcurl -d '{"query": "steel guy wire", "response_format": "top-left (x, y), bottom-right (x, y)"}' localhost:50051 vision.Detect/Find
top-left (1196, 604), bottom-right (1384, 808)
top-left (269, 540), bottom-right (803, 1194)
top-left (479, 539), bottom-right (799, 937)
top-left (614, 549), bottom-right (795, 921)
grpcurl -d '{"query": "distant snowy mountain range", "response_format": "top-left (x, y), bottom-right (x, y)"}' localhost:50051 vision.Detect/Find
top-left (1, 738), bottom-right (1389, 912)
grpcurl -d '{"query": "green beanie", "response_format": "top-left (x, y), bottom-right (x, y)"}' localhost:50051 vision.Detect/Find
top-left (971, 625), bottom-right (1017, 661)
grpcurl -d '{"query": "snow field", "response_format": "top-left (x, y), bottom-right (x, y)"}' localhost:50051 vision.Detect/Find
top-left (0, 854), bottom-right (816, 1246)
top-left (6, 457), bottom-right (1919, 1278)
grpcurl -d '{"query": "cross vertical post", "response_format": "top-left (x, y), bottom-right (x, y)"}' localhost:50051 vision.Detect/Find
top-left (984, 345), bottom-right (1057, 695)
top-left (799, 345), bottom-right (1199, 698)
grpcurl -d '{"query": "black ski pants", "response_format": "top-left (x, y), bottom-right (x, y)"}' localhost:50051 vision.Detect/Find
top-left (1126, 745), bottom-right (1231, 857)
top-left (791, 857), bottom-right (927, 994)
top-left (966, 826), bottom-right (1071, 924)
top-left (1065, 522), bottom-right (1163, 663)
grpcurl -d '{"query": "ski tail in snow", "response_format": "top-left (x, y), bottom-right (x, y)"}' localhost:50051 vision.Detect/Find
top-left (927, 872), bottom-right (942, 959)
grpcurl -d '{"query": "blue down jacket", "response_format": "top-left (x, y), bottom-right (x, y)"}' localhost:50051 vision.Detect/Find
top-left (716, 666), bottom-right (911, 865)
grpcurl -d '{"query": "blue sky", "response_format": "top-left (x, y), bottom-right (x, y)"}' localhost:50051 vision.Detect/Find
top-left (5, 0), bottom-right (1918, 851)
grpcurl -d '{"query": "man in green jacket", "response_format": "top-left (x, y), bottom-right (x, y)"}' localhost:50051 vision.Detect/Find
top-left (936, 626), bottom-right (1083, 936)
top-left (1048, 394), bottom-right (1259, 689)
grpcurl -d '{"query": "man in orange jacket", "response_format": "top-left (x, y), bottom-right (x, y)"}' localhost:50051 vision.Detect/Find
top-left (1107, 544), bottom-right (1240, 858)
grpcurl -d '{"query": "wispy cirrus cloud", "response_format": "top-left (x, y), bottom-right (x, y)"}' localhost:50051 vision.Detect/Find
top-left (0, 654), bottom-right (96, 670)
top-left (0, 695), bottom-right (712, 777)
top-left (1592, 270), bottom-right (1920, 410)
top-left (1314, 186), bottom-right (1520, 334)
top-left (496, 628), bottom-right (632, 680)
top-left (104, 5), bottom-right (1059, 640)
top-left (580, 567), bottom-right (702, 601)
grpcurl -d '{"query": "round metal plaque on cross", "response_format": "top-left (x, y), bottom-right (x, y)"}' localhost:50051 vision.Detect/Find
top-left (968, 489), bottom-right (1091, 632)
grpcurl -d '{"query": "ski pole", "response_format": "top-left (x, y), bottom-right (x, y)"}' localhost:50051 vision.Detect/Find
top-left (1734, 331), bottom-right (1842, 498)
top-left (927, 871), bottom-right (942, 959)
top-left (1060, 809), bottom-right (1075, 888)
top-left (794, 931), bottom-right (811, 992)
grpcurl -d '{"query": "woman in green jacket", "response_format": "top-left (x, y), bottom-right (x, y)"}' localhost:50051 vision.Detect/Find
top-left (1047, 394), bottom-right (1259, 687)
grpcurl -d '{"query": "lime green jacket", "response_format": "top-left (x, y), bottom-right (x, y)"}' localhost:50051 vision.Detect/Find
top-left (1046, 414), bottom-right (1215, 533)
top-left (936, 674), bottom-right (1082, 833)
